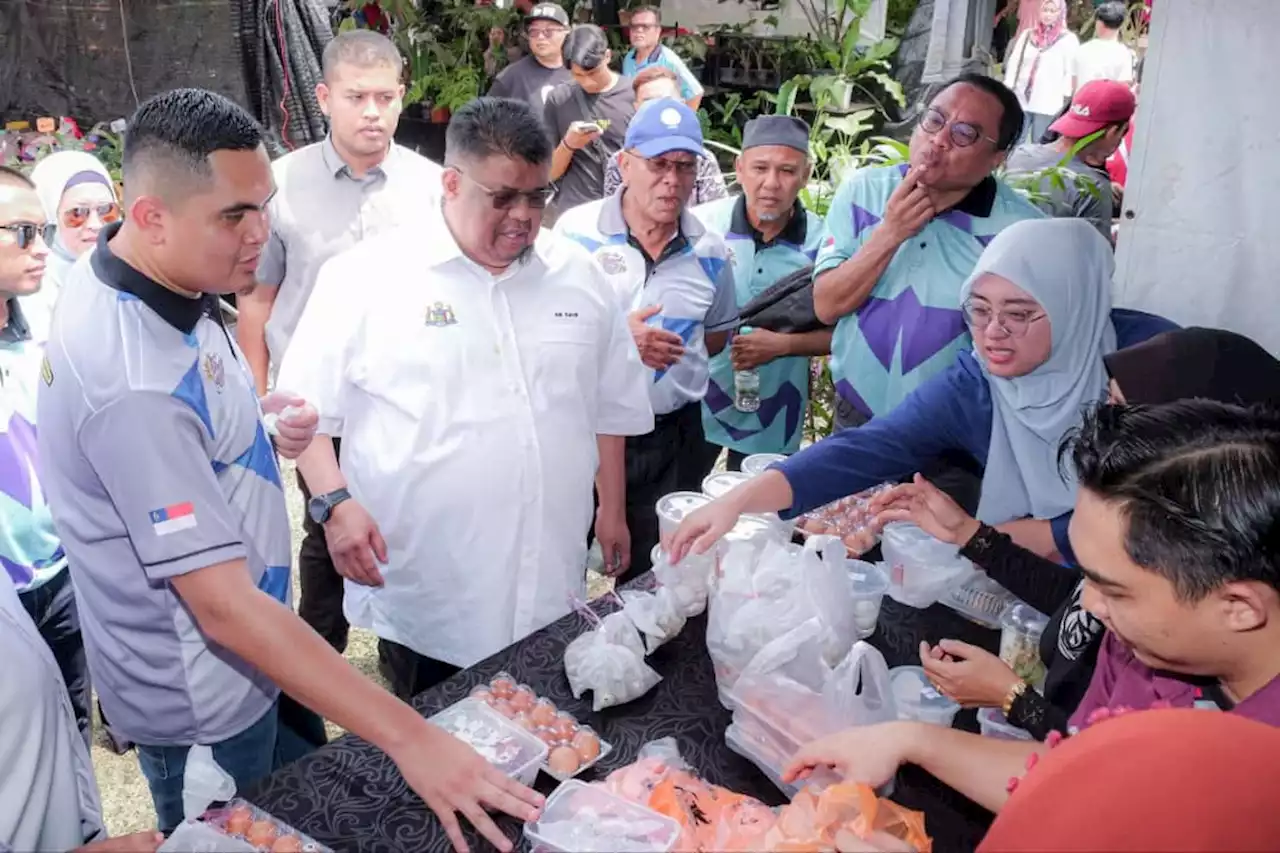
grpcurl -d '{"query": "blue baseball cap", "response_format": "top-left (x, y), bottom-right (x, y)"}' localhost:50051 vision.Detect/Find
top-left (624, 98), bottom-right (705, 158)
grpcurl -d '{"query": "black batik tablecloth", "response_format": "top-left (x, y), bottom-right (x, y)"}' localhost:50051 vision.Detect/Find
top-left (246, 575), bottom-right (1000, 853)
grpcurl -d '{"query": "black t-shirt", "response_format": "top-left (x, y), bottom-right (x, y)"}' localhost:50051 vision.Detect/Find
top-left (543, 75), bottom-right (635, 214)
top-left (486, 55), bottom-right (574, 113)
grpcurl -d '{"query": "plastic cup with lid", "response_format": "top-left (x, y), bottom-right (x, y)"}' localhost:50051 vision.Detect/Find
top-left (701, 470), bottom-right (752, 500)
top-left (999, 603), bottom-right (1050, 688)
top-left (740, 453), bottom-right (787, 477)
top-left (848, 560), bottom-right (890, 639)
top-left (655, 491), bottom-right (712, 540)
top-left (881, 522), bottom-right (975, 608)
top-left (977, 707), bottom-right (1034, 741)
top-left (890, 665), bottom-right (960, 727)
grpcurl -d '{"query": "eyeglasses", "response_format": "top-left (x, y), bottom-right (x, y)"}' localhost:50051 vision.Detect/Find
top-left (632, 153), bottom-right (698, 178)
top-left (0, 222), bottom-right (55, 250)
top-left (526, 26), bottom-right (564, 40)
top-left (62, 202), bottom-right (122, 229)
top-left (919, 107), bottom-right (999, 149)
top-left (962, 300), bottom-right (1046, 338)
top-left (452, 167), bottom-right (557, 210)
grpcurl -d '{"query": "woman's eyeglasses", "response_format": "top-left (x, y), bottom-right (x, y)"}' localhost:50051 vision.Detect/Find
top-left (962, 300), bottom-right (1046, 338)
top-left (452, 168), bottom-right (557, 210)
top-left (1, 222), bottom-right (55, 250)
top-left (62, 202), bottom-right (122, 229)
top-left (919, 107), bottom-right (999, 149)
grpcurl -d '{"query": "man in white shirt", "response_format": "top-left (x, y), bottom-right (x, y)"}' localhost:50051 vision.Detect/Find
top-left (237, 29), bottom-right (442, 657)
top-left (279, 97), bottom-right (652, 700)
top-left (1073, 2), bottom-right (1135, 90)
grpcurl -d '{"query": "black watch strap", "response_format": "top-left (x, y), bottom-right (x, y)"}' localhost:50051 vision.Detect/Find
top-left (309, 487), bottom-right (351, 523)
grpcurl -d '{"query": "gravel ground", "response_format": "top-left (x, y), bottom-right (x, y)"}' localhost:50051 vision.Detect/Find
top-left (95, 460), bottom-right (613, 835)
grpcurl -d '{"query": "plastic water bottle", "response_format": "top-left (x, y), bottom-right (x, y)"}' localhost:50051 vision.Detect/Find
top-left (181, 744), bottom-right (237, 821)
top-left (734, 326), bottom-right (761, 413)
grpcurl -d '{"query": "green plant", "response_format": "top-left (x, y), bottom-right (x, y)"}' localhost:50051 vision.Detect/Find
top-left (0, 123), bottom-right (124, 185)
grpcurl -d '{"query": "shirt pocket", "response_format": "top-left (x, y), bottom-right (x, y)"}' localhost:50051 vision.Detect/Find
top-left (529, 322), bottom-right (598, 410)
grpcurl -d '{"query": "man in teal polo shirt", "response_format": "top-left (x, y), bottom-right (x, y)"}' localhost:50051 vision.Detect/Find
top-left (695, 116), bottom-right (830, 470)
top-left (621, 6), bottom-right (703, 110)
top-left (814, 73), bottom-right (1043, 433)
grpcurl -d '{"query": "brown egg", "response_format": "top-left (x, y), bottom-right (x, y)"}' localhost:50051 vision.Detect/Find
top-left (224, 805), bottom-right (255, 836)
top-left (535, 726), bottom-right (565, 747)
top-left (529, 698), bottom-right (557, 727)
top-left (490, 698), bottom-right (516, 718)
top-left (571, 727), bottom-right (601, 762)
top-left (509, 684), bottom-right (536, 713)
top-left (245, 820), bottom-right (278, 848)
top-left (489, 672), bottom-right (516, 699)
top-left (271, 835), bottom-right (303, 853)
top-left (469, 686), bottom-right (494, 705)
top-left (511, 710), bottom-right (536, 731)
top-left (547, 745), bottom-right (581, 776)
top-left (549, 712), bottom-right (578, 741)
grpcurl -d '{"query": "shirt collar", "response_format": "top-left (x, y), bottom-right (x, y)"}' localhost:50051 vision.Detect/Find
top-left (950, 175), bottom-right (998, 218)
top-left (423, 202), bottom-right (547, 278)
top-left (91, 222), bottom-right (212, 334)
top-left (728, 195), bottom-right (808, 247)
top-left (320, 135), bottom-right (392, 182)
top-left (0, 298), bottom-right (30, 344)
top-left (598, 190), bottom-right (706, 244)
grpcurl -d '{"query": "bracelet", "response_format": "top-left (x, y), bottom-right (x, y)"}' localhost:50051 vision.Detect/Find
top-left (1002, 680), bottom-right (1029, 717)
top-left (561, 140), bottom-right (581, 152)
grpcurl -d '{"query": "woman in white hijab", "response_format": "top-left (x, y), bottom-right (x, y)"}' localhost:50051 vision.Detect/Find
top-left (664, 218), bottom-right (1177, 567)
top-left (26, 151), bottom-right (120, 341)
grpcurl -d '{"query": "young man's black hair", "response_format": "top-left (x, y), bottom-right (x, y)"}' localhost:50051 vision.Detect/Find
top-left (562, 24), bottom-right (609, 71)
top-left (1095, 2), bottom-right (1128, 31)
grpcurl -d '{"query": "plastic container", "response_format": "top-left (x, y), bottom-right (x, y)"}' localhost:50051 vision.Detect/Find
top-left (977, 707), bottom-right (1034, 741)
top-left (721, 513), bottom-right (782, 550)
top-left (848, 561), bottom-right (890, 639)
top-left (890, 666), bottom-right (960, 727)
top-left (881, 523), bottom-right (975, 608)
top-left (524, 779), bottom-right (682, 852)
top-left (740, 453), bottom-right (787, 477)
top-left (655, 492), bottom-right (711, 540)
top-left (725, 722), bottom-right (838, 799)
top-left (1000, 604), bottom-right (1050, 688)
top-left (159, 799), bottom-right (332, 852)
top-left (943, 571), bottom-right (1019, 629)
top-left (702, 470), bottom-right (752, 500)
top-left (430, 699), bottom-right (548, 785)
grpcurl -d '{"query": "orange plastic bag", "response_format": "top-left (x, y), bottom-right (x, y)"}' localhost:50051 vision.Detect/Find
top-left (766, 784), bottom-right (931, 852)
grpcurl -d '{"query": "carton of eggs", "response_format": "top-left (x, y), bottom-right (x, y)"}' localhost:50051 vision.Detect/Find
top-left (159, 799), bottom-right (330, 852)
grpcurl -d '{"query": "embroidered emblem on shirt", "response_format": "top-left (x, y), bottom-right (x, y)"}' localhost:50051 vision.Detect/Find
top-left (149, 502), bottom-right (197, 536)
top-left (426, 301), bottom-right (458, 327)
top-left (598, 251), bottom-right (627, 275)
top-left (202, 352), bottom-right (226, 392)
top-left (40, 355), bottom-right (53, 386)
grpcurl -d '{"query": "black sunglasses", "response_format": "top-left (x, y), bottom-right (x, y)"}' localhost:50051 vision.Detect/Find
top-left (1, 222), bottom-right (55, 250)
top-left (452, 167), bottom-right (557, 210)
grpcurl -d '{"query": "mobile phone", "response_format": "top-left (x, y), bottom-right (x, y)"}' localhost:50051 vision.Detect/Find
top-left (570, 120), bottom-right (603, 134)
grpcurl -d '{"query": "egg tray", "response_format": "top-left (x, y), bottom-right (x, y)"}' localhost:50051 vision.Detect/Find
top-left (792, 483), bottom-right (895, 555)
top-left (469, 675), bottom-right (610, 781)
top-left (542, 736), bottom-right (614, 782)
top-left (158, 798), bottom-right (330, 853)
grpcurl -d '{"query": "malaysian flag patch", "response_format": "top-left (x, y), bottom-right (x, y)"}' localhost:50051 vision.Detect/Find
top-left (149, 502), bottom-right (197, 536)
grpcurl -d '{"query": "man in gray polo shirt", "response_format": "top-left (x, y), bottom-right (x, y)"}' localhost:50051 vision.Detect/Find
top-left (237, 29), bottom-right (442, 655)
top-left (39, 88), bottom-right (540, 848)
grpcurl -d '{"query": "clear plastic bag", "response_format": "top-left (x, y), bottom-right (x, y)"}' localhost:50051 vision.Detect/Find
top-left (651, 548), bottom-right (714, 618)
top-left (621, 588), bottom-right (688, 655)
top-left (880, 523), bottom-right (975, 609)
top-left (564, 628), bottom-right (662, 712)
top-left (799, 536), bottom-right (858, 667)
top-left (794, 483), bottom-right (895, 556)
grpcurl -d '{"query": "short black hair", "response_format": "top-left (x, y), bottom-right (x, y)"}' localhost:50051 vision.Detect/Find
top-left (0, 165), bottom-right (35, 190)
top-left (932, 73), bottom-right (1024, 151)
top-left (630, 5), bottom-right (661, 23)
top-left (563, 24), bottom-right (609, 71)
top-left (322, 29), bottom-right (403, 82)
top-left (445, 97), bottom-right (554, 167)
top-left (1096, 2), bottom-right (1127, 29)
top-left (122, 88), bottom-right (262, 200)
top-left (1068, 400), bottom-right (1280, 601)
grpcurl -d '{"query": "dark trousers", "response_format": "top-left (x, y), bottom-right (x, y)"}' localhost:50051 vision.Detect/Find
top-left (19, 568), bottom-right (92, 750)
top-left (296, 437), bottom-right (349, 653)
top-left (619, 402), bottom-right (709, 584)
top-left (834, 396), bottom-right (982, 515)
top-left (378, 638), bottom-right (461, 702)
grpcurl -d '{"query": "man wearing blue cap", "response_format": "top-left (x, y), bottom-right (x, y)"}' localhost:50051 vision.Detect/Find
top-left (556, 98), bottom-right (738, 580)
top-left (694, 116), bottom-right (831, 470)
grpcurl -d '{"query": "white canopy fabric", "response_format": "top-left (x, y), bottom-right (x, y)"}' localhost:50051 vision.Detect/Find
top-left (1114, 0), bottom-right (1280, 356)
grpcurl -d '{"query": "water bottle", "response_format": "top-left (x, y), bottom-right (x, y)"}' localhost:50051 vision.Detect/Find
top-left (734, 326), bottom-right (761, 413)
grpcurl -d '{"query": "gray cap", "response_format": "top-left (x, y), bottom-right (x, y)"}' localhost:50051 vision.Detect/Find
top-left (526, 3), bottom-right (570, 27)
top-left (742, 115), bottom-right (811, 154)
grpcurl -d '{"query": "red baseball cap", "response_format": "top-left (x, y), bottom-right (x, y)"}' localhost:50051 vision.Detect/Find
top-left (1049, 80), bottom-right (1136, 138)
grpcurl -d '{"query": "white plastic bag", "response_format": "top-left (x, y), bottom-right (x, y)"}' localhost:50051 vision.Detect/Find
top-left (181, 745), bottom-right (236, 822)
top-left (598, 610), bottom-right (647, 661)
top-left (621, 588), bottom-right (687, 655)
top-left (826, 641), bottom-right (898, 729)
top-left (799, 536), bottom-right (859, 668)
top-left (564, 628), bottom-right (662, 712)
top-left (651, 549), bottom-right (714, 618)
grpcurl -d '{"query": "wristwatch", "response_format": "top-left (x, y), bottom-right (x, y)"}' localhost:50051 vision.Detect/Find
top-left (308, 488), bottom-right (351, 524)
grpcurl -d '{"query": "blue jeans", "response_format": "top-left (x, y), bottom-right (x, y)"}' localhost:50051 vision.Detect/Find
top-left (137, 702), bottom-right (282, 832)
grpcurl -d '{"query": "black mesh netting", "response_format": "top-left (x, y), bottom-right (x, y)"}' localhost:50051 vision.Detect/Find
top-left (0, 0), bottom-right (331, 150)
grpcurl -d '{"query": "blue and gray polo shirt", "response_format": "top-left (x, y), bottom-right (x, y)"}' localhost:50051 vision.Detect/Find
top-left (695, 195), bottom-right (826, 454)
top-left (37, 222), bottom-right (291, 746)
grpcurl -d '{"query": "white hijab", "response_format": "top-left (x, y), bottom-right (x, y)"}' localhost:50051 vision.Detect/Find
top-left (962, 218), bottom-right (1119, 524)
top-left (29, 150), bottom-right (116, 261)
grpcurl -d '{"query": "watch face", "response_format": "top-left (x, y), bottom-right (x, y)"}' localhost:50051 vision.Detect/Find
top-left (307, 495), bottom-right (329, 524)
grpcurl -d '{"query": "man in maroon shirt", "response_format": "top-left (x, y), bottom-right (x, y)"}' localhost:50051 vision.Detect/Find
top-left (778, 399), bottom-right (1280, 816)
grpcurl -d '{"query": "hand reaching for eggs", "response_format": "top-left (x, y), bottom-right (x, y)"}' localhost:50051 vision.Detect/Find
top-left (396, 725), bottom-right (545, 853)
